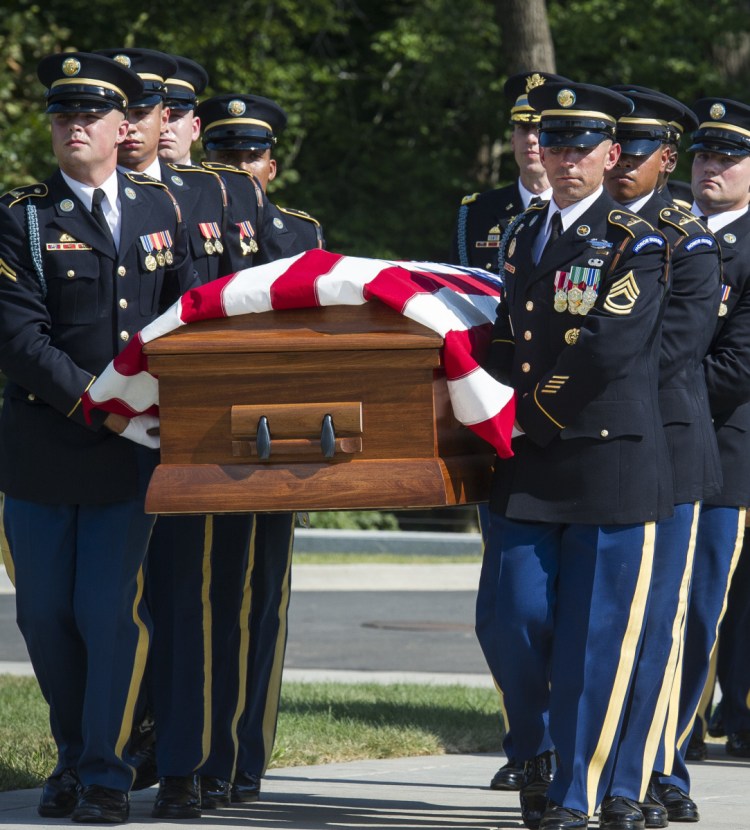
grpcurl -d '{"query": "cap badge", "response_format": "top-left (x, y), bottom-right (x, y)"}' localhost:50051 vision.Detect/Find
top-left (525, 73), bottom-right (545, 93)
top-left (62, 57), bottom-right (81, 77)
top-left (113, 54), bottom-right (131, 68)
top-left (557, 88), bottom-right (576, 108)
top-left (60, 199), bottom-right (75, 213)
top-left (710, 102), bottom-right (726, 120)
top-left (171, 175), bottom-right (184, 187)
top-left (576, 225), bottom-right (590, 237)
top-left (724, 232), bottom-right (737, 244)
top-left (228, 99), bottom-right (246, 117)
top-left (125, 187), bottom-right (137, 200)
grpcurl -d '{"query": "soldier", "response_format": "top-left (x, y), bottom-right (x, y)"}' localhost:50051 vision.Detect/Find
top-left (0, 52), bottom-right (193, 823)
top-left (650, 97), bottom-right (750, 823)
top-left (158, 55), bottom-right (208, 165)
top-left (193, 92), bottom-right (323, 807)
top-left (477, 81), bottom-right (673, 830)
top-left (450, 71), bottom-right (567, 274)
top-left (200, 92), bottom-right (325, 257)
top-left (98, 47), bottom-right (269, 820)
top-left (603, 87), bottom-right (721, 830)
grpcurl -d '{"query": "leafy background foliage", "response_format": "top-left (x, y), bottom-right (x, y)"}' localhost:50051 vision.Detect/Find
top-left (2, 0), bottom-right (750, 260)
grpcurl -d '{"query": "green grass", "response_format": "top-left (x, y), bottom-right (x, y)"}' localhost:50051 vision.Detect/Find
top-left (0, 676), bottom-right (502, 792)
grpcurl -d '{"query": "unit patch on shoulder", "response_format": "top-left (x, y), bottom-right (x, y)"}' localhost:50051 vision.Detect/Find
top-left (603, 270), bottom-right (640, 315)
top-left (685, 236), bottom-right (715, 252)
top-left (633, 235), bottom-right (665, 254)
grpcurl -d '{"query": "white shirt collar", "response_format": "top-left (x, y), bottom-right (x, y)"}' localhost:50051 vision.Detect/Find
top-left (118, 157), bottom-right (162, 181)
top-left (547, 185), bottom-right (603, 235)
top-left (624, 190), bottom-right (656, 215)
top-left (518, 178), bottom-right (552, 209)
top-left (60, 169), bottom-right (119, 212)
top-left (691, 201), bottom-right (749, 232)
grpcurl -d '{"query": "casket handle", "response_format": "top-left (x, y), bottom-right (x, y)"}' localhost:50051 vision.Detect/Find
top-left (230, 402), bottom-right (363, 461)
top-left (257, 416), bottom-right (271, 460)
top-left (321, 414), bottom-right (335, 458)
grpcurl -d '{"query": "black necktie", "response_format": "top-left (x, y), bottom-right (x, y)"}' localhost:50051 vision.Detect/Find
top-left (542, 210), bottom-right (563, 256)
top-left (91, 188), bottom-right (113, 241)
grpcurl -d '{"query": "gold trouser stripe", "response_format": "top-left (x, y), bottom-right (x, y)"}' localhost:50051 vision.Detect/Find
top-left (696, 644), bottom-right (719, 735)
top-left (0, 494), bottom-right (15, 586)
top-left (260, 524), bottom-right (295, 773)
top-left (493, 676), bottom-right (511, 736)
top-left (197, 516), bottom-right (214, 768)
top-left (639, 503), bottom-right (699, 799)
top-left (675, 509), bottom-right (746, 750)
top-left (585, 522), bottom-right (655, 814)
top-left (115, 564), bottom-right (150, 770)
top-left (229, 520), bottom-right (257, 780)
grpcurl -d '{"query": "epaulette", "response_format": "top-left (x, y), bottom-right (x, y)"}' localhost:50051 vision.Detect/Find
top-left (659, 205), bottom-right (706, 236)
top-left (166, 162), bottom-right (228, 207)
top-left (2, 183), bottom-right (48, 208)
top-left (672, 197), bottom-right (692, 211)
top-left (278, 206), bottom-right (322, 227)
top-left (124, 172), bottom-right (183, 223)
top-left (200, 161), bottom-right (264, 207)
top-left (608, 208), bottom-right (656, 237)
top-left (461, 192), bottom-right (479, 206)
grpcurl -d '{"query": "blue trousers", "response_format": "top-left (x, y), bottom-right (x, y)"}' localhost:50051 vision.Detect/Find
top-left (4, 450), bottom-right (156, 791)
top-left (609, 503), bottom-right (699, 801)
top-left (716, 533), bottom-right (750, 734)
top-left (656, 504), bottom-right (745, 790)
top-left (477, 515), bottom-right (654, 816)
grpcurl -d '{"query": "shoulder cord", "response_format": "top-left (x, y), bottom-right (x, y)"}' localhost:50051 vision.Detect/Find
top-left (25, 203), bottom-right (47, 299)
top-left (456, 204), bottom-right (470, 266)
top-left (497, 211), bottom-right (525, 277)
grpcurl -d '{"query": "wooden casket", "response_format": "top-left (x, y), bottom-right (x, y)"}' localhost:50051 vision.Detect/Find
top-left (143, 300), bottom-right (494, 514)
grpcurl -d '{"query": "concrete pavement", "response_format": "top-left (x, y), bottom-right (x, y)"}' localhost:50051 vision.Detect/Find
top-left (0, 747), bottom-right (747, 829)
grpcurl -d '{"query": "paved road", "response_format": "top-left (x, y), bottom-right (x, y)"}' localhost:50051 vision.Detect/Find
top-left (0, 562), bottom-right (489, 678)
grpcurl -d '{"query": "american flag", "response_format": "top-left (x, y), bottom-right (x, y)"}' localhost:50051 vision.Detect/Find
top-left (82, 249), bottom-right (516, 458)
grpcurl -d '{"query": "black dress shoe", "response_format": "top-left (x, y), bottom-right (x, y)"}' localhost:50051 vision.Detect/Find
top-left (599, 796), bottom-right (645, 830)
top-left (539, 803), bottom-right (588, 829)
top-left (640, 780), bottom-right (668, 829)
top-left (726, 730), bottom-right (750, 758)
top-left (231, 770), bottom-right (261, 803)
top-left (200, 776), bottom-right (231, 808)
top-left (707, 703), bottom-right (724, 738)
top-left (152, 775), bottom-right (202, 819)
top-left (654, 782), bottom-right (699, 822)
top-left (490, 757), bottom-right (525, 790)
top-left (71, 785), bottom-right (129, 823)
top-left (520, 751), bottom-right (554, 829)
top-left (685, 733), bottom-right (707, 761)
top-left (38, 768), bottom-right (81, 817)
top-left (128, 712), bottom-right (158, 790)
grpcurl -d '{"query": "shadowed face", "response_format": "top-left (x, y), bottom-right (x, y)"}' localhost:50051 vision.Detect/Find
top-left (604, 145), bottom-right (671, 203)
top-left (541, 140), bottom-right (620, 208)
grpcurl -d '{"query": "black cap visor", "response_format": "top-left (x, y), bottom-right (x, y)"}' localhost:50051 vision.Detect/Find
top-left (688, 127), bottom-right (750, 157)
top-left (617, 136), bottom-right (664, 156)
top-left (540, 129), bottom-right (613, 148)
top-left (46, 84), bottom-right (127, 114)
top-left (203, 135), bottom-right (273, 152)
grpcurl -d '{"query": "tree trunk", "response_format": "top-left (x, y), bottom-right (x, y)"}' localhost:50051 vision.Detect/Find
top-left (495, 0), bottom-right (556, 73)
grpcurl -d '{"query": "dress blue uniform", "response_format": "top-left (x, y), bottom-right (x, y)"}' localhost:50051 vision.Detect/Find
top-left (476, 82), bottom-right (673, 829)
top-left (0, 52), bottom-right (194, 821)
top-left (195, 94), bottom-right (325, 803)
top-left (461, 70), bottom-right (565, 792)
top-left (653, 98), bottom-right (750, 819)
top-left (600, 90), bottom-right (722, 823)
